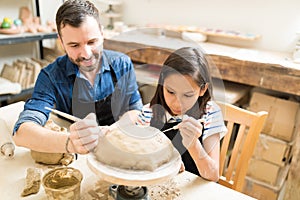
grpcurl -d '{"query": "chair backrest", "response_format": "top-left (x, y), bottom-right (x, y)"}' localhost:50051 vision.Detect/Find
top-left (217, 101), bottom-right (268, 192)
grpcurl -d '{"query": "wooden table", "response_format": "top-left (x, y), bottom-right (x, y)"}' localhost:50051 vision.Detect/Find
top-left (0, 146), bottom-right (256, 200)
top-left (0, 102), bottom-right (255, 200)
top-left (104, 29), bottom-right (300, 96)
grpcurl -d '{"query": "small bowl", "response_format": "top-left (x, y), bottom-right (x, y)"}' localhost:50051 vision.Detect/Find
top-left (42, 167), bottom-right (83, 200)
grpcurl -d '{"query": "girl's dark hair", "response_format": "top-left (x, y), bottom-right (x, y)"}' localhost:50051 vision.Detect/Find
top-left (56, 0), bottom-right (102, 36)
top-left (150, 47), bottom-right (213, 121)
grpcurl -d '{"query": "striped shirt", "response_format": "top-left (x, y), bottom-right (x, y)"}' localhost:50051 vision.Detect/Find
top-left (136, 101), bottom-right (227, 140)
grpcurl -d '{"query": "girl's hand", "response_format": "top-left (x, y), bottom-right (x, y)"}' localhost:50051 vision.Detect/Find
top-left (69, 113), bottom-right (103, 154)
top-left (178, 115), bottom-right (203, 149)
top-left (99, 125), bottom-right (111, 135)
top-left (179, 161), bottom-right (185, 173)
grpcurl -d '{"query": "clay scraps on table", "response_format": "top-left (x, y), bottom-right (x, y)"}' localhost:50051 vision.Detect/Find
top-left (81, 178), bottom-right (182, 200)
top-left (21, 167), bottom-right (41, 197)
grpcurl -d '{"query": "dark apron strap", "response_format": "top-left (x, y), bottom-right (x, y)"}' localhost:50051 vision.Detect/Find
top-left (71, 52), bottom-right (118, 126)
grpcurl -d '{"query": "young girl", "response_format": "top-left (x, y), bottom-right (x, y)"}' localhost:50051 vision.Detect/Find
top-left (135, 47), bottom-right (227, 182)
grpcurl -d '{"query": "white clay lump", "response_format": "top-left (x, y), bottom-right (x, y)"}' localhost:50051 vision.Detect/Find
top-left (94, 125), bottom-right (174, 171)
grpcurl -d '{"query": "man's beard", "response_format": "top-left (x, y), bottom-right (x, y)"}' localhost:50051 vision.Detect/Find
top-left (68, 45), bottom-right (102, 72)
top-left (73, 52), bottom-right (101, 72)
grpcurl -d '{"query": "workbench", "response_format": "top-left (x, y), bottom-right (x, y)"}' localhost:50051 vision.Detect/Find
top-left (0, 101), bottom-right (256, 200)
top-left (104, 29), bottom-right (300, 97)
top-left (0, 146), bottom-right (256, 200)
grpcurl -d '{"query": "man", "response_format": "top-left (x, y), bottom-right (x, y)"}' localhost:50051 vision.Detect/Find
top-left (13, 0), bottom-right (142, 154)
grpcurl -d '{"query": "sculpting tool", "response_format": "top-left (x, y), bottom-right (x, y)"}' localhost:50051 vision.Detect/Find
top-left (162, 118), bottom-right (205, 133)
top-left (45, 107), bottom-right (81, 122)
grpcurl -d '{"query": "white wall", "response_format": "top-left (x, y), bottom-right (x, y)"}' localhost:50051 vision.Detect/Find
top-left (38, 0), bottom-right (62, 24)
top-left (120, 0), bottom-right (300, 52)
top-left (1, 0), bottom-right (300, 72)
top-left (38, 0), bottom-right (62, 49)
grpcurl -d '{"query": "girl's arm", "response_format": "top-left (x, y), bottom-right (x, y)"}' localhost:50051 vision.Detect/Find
top-left (178, 115), bottom-right (221, 181)
top-left (188, 134), bottom-right (220, 182)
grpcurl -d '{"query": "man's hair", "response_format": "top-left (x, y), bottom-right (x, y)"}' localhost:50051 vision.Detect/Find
top-left (56, 0), bottom-right (102, 36)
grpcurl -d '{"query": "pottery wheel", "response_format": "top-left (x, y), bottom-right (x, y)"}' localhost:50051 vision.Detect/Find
top-left (87, 149), bottom-right (181, 186)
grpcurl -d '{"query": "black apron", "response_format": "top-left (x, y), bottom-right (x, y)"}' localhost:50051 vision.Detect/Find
top-left (151, 119), bottom-right (203, 176)
top-left (71, 58), bottom-right (118, 126)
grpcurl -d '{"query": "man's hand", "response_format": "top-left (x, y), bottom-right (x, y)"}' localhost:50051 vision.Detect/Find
top-left (69, 113), bottom-right (103, 154)
top-left (178, 115), bottom-right (203, 149)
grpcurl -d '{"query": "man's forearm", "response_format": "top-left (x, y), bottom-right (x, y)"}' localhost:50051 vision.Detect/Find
top-left (13, 122), bottom-right (69, 153)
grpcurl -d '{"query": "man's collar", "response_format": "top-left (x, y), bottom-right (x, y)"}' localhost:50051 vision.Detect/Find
top-left (66, 57), bottom-right (78, 77)
top-left (101, 51), bottom-right (111, 73)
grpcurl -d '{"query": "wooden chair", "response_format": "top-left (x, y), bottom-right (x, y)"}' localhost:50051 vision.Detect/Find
top-left (217, 101), bottom-right (268, 192)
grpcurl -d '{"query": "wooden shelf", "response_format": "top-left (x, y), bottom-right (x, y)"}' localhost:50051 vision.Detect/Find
top-left (0, 87), bottom-right (33, 106)
top-left (0, 32), bottom-right (57, 45)
top-left (146, 24), bottom-right (261, 41)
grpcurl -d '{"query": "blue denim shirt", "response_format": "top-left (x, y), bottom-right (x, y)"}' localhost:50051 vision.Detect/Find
top-left (13, 49), bottom-right (142, 133)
